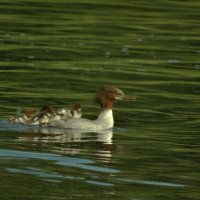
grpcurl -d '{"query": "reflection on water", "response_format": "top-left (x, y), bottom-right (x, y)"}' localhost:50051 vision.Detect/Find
top-left (19, 127), bottom-right (113, 144)
top-left (0, 121), bottom-right (116, 166)
top-left (0, 120), bottom-right (113, 144)
top-left (1, 120), bottom-right (114, 161)
top-left (0, 120), bottom-right (118, 187)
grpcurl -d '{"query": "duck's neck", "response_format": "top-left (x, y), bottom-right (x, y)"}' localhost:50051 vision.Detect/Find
top-left (98, 109), bottom-right (113, 118)
top-left (97, 109), bottom-right (114, 129)
top-left (101, 100), bottom-right (113, 109)
top-left (95, 97), bottom-right (115, 129)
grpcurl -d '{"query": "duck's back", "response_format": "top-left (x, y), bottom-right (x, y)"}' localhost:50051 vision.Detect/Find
top-left (50, 118), bottom-right (97, 130)
top-left (50, 115), bottom-right (113, 130)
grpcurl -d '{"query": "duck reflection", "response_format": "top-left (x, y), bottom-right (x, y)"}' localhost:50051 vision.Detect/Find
top-left (16, 126), bottom-right (113, 144)
top-left (15, 126), bottom-right (114, 162)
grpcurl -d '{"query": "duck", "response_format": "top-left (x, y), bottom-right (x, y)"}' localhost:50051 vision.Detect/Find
top-left (48, 104), bottom-right (82, 123)
top-left (50, 86), bottom-right (134, 130)
top-left (9, 108), bottom-right (36, 124)
top-left (69, 104), bottom-right (82, 119)
top-left (29, 104), bottom-right (82, 126)
top-left (30, 105), bottom-right (53, 125)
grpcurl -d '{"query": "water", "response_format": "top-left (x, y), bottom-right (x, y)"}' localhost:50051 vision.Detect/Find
top-left (0, 0), bottom-right (199, 199)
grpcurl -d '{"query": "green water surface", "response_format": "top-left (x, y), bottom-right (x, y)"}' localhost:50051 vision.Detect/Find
top-left (0, 0), bottom-right (199, 199)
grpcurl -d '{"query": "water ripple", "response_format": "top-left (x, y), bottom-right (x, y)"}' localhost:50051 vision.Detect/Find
top-left (0, 148), bottom-right (119, 174)
top-left (118, 178), bottom-right (185, 188)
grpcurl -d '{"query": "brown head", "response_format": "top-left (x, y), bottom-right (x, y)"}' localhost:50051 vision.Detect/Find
top-left (40, 105), bottom-right (53, 113)
top-left (71, 104), bottom-right (81, 112)
top-left (95, 86), bottom-right (135, 109)
top-left (25, 108), bottom-right (37, 118)
top-left (70, 104), bottom-right (82, 118)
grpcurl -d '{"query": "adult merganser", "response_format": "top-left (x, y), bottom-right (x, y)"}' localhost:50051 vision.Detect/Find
top-left (50, 86), bottom-right (134, 130)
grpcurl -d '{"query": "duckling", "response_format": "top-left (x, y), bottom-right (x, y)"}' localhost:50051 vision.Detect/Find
top-left (10, 108), bottom-right (36, 124)
top-left (29, 105), bottom-right (53, 125)
top-left (70, 104), bottom-right (82, 119)
top-left (49, 104), bottom-right (82, 123)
